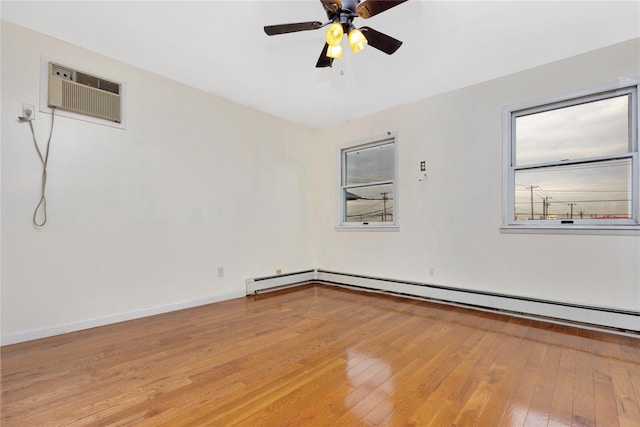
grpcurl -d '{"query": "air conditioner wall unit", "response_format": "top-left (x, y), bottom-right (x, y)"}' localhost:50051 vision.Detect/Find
top-left (47, 62), bottom-right (122, 123)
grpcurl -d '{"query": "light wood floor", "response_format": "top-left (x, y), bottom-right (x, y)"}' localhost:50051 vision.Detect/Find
top-left (1, 284), bottom-right (639, 426)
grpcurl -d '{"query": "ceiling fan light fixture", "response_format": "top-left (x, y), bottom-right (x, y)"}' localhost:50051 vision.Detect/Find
top-left (326, 44), bottom-right (343, 59)
top-left (348, 28), bottom-right (367, 52)
top-left (325, 22), bottom-right (344, 46)
top-left (264, 0), bottom-right (408, 67)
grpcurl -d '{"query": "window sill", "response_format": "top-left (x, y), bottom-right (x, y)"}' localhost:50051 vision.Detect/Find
top-left (335, 224), bottom-right (400, 232)
top-left (500, 224), bottom-right (640, 236)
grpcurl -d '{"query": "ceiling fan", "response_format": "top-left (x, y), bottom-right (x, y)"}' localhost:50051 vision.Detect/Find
top-left (264, 0), bottom-right (408, 68)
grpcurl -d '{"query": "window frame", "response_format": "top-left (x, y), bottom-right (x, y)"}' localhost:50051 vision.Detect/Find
top-left (502, 80), bottom-right (640, 234)
top-left (336, 132), bottom-right (399, 230)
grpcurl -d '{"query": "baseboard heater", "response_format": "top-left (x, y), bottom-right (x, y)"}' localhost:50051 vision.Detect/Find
top-left (245, 269), bottom-right (316, 294)
top-left (246, 269), bottom-right (639, 333)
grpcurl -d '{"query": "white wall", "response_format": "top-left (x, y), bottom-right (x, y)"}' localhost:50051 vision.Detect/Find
top-left (2, 21), bottom-right (639, 344)
top-left (1, 22), bottom-right (316, 342)
top-left (311, 38), bottom-right (640, 312)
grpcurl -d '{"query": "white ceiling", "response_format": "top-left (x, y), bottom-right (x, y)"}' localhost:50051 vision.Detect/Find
top-left (2, 1), bottom-right (639, 128)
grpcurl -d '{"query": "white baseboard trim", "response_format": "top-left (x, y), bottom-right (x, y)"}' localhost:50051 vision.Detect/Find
top-left (1, 290), bottom-right (245, 346)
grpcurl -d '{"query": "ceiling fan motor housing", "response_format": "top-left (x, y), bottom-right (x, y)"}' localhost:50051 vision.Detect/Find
top-left (325, 0), bottom-right (359, 25)
top-left (342, 0), bottom-right (359, 11)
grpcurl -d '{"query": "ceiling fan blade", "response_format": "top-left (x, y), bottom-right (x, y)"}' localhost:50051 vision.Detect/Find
top-left (316, 43), bottom-right (334, 68)
top-left (360, 26), bottom-right (403, 55)
top-left (320, 0), bottom-right (342, 14)
top-left (356, 0), bottom-right (408, 19)
top-left (264, 21), bottom-right (323, 36)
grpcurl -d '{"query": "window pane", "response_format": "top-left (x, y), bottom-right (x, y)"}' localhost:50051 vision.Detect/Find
top-left (345, 184), bottom-right (394, 223)
top-left (514, 159), bottom-right (632, 221)
top-left (345, 142), bottom-right (394, 185)
top-left (515, 95), bottom-right (629, 166)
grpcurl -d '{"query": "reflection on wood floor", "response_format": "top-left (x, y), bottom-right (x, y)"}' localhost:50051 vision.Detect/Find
top-left (2, 284), bottom-right (639, 426)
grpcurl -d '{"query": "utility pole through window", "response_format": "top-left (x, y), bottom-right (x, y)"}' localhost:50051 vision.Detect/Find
top-left (526, 186), bottom-right (538, 219)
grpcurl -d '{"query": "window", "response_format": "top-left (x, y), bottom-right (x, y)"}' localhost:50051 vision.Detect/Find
top-left (338, 133), bottom-right (398, 228)
top-left (503, 81), bottom-right (639, 232)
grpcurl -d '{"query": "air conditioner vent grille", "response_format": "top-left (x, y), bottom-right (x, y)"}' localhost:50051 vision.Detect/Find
top-left (75, 72), bottom-right (120, 95)
top-left (99, 79), bottom-right (120, 95)
top-left (75, 72), bottom-right (99, 90)
top-left (48, 62), bottom-right (122, 123)
top-left (60, 80), bottom-right (121, 122)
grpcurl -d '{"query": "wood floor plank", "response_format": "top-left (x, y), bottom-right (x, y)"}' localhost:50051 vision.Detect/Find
top-left (405, 313), bottom-right (507, 424)
top-left (547, 347), bottom-right (577, 427)
top-left (1, 284), bottom-right (638, 426)
top-left (495, 321), bottom-right (551, 426)
top-left (573, 341), bottom-right (597, 427)
top-left (610, 362), bottom-right (640, 427)
top-left (318, 307), bottom-right (466, 425)
top-left (593, 358), bottom-right (620, 427)
top-left (624, 358), bottom-right (640, 426)
top-left (473, 318), bottom-right (533, 426)
top-left (593, 335), bottom-right (640, 427)
top-left (455, 317), bottom-right (539, 425)
top-left (523, 327), bottom-right (562, 426)
top-left (434, 315), bottom-right (525, 426)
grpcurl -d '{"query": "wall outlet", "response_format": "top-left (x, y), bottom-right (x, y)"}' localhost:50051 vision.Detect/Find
top-left (420, 160), bottom-right (426, 172)
top-left (22, 103), bottom-right (35, 120)
top-left (217, 267), bottom-right (224, 278)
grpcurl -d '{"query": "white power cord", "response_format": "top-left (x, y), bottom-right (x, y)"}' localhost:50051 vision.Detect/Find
top-left (21, 108), bottom-right (56, 227)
